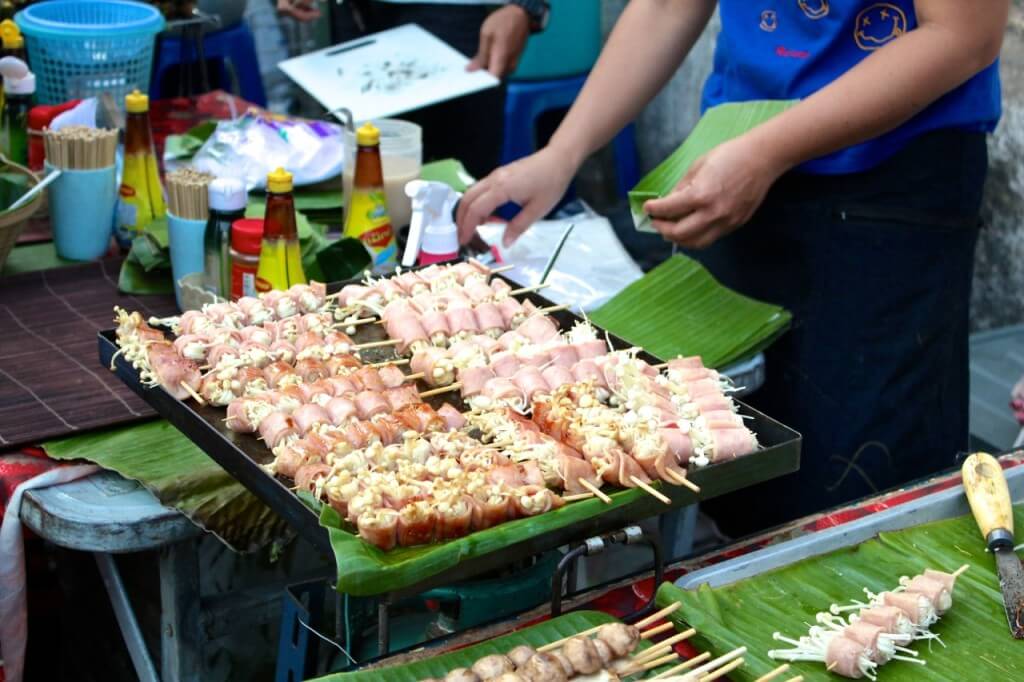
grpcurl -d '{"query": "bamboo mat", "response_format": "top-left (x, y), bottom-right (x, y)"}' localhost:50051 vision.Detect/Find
top-left (0, 258), bottom-right (178, 450)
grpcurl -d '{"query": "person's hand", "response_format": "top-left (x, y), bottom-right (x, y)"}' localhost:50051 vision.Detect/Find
top-left (643, 134), bottom-right (789, 249)
top-left (277, 0), bottom-right (321, 22)
top-left (456, 147), bottom-right (577, 246)
top-left (467, 5), bottom-right (531, 78)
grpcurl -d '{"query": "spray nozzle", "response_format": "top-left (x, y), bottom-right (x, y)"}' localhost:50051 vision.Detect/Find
top-left (402, 180), bottom-right (462, 267)
top-left (0, 56), bottom-right (33, 95)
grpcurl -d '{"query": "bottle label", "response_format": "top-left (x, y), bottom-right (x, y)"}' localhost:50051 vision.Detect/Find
top-left (345, 188), bottom-right (395, 267)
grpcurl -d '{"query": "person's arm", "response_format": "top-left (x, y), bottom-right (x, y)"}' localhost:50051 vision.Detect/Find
top-left (458, 0), bottom-right (717, 244)
top-left (646, 0), bottom-right (1009, 247)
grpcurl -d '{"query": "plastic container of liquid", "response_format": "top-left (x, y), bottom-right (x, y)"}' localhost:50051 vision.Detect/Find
top-left (203, 177), bottom-right (246, 299)
top-left (117, 89), bottom-right (165, 239)
top-left (256, 167), bottom-right (305, 292)
top-left (0, 55), bottom-right (32, 165)
top-left (343, 122), bottom-right (397, 271)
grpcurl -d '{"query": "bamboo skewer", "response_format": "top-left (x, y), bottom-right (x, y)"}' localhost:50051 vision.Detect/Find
top-left (488, 264), bottom-right (515, 274)
top-left (351, 339), bottom-right (402, 350)
top-left (578, 478), bottom-right (612, 504)
top-left (538, 303), bottom-right (571, 314)
top-left (537, 626), bottom-right (602, 653)
top-left (404, 372), bottom-right (425, 382)
top-left (419, 382), bottom-right (462, 398)
top-left (953, 563), bottom-right (970, 578)
top-left (510, 283), bottom-right (550, 296)
top-left (640, 622), bottom-right (674, 640)
top-left (682, 647), bottom-right (748, 681)
top-left (633, 628), bottom-right (696, 663)
top-left (666, 469), bottom-right (701, 494)
top-left (634, 601), bottom-right (681, 629)
top-left (699, 657), bottom-right (745, 682)
top-left (785, 677), bottom-right (804, 682)
top-left (631, 476), bottom-right (672, 504)
top-left (624, 651), bottom-right (679, 674)
top-left (181, 381), bottom-right (206, 406)
top-left (754, 663), bottom-right (791, 682)
top-left (562, 492), bottom-right (595, 503)
top-left (649, 652), bottom-right (712, 680)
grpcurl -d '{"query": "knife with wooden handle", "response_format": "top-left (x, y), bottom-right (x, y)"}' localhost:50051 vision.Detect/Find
top-left (962, 452), bottom-right (1024, 638)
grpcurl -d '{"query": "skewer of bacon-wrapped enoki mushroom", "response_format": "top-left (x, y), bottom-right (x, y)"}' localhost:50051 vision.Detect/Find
top-left (770, 566), bottom-right (968, 678)
top-left (111, 307), bottom-right (202, 401)
top-left (150, 282), bottom-right (331, 334)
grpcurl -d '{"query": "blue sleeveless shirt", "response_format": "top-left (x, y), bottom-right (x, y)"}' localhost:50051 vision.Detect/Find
top-left (702, 1), bottom-right (1002, 174)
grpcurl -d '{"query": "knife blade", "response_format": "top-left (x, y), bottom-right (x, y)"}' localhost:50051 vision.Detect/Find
top-left (962, 452), bottom-right (1024, 638)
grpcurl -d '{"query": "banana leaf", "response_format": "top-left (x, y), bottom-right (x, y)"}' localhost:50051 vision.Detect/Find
top-left (590, 255), bottom-right (791, 368)
top-left (323, 487), bottom-right (647, 596)
top-left (44, 420), bottom-right (291, 552)
top-left (629, 100), bottom-right (795, 232)
top-left (655, 506), bottom-right (1024, 681)
top-left (312, 610), bottom-right (664, 681)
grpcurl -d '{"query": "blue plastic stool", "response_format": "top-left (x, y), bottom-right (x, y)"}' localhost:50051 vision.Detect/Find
top-left (151, 22), bottom-right (266, 106)
top-left (501, 74), bottom-right (640, 199)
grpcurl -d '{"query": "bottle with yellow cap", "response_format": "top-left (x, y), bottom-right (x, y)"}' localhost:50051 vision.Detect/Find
top-left (343, 122), bottom-right (396, 271)
top-left (0, 20), bottom-right (25, 61)
top-left (117, 89), bottom-right (166, 239)
top-left (256, 167), bottom-right (306, 292)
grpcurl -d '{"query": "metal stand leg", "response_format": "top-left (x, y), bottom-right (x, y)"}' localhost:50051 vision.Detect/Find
top-left (159, 539), bottom-right (202, 682)
top-left (378, 597), bottom-right (391, 657)
top-left (94, 553), bottom-right (160, 682)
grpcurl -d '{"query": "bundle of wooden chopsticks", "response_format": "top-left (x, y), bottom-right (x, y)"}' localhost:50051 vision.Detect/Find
top-left (166, 167), bottom-right (215, 220)
top-left (43, 126), bottom-right (118, 170)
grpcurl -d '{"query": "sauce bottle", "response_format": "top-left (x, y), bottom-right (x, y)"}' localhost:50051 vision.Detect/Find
top-left (343, 122), bottom-right (396, 271)
top-left (204, 177), bottom-right (247, 298)
top-left (256, 167), bottom-right (306, 292)
top-left (0, 56), bottom-right (32, 166)
top-left (117, 90), bottom-right (165, 239)
top-left (0, 20), bottom-right (25, 61)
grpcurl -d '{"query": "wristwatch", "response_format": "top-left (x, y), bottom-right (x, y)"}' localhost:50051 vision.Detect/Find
top-left (509, 0), bottom-right (550, 33)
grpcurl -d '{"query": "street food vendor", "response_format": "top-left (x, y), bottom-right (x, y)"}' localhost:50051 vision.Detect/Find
top-left (456, 1), bottom-right (1009, 533)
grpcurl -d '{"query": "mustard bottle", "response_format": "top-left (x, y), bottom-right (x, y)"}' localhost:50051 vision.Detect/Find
top-left (256, 168), bottom-right (306, 292)
top-left (117, 90), bottom-right (166, 237)
top-left (343, 122), bottom-right (396, 271)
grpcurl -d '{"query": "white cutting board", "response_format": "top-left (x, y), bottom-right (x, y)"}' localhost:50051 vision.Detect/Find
top-left (279, 23), bottom-right (500, 121)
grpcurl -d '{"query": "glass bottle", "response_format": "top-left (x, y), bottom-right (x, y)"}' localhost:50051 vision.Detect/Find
top-left (204, 177), bottom-right (247, 298)
top-left (117, 90), bottom-right (165, 238)
top-left (256, 167), bottom-right (306, 292)
top-left (343, 122), bottom-right (396, 271)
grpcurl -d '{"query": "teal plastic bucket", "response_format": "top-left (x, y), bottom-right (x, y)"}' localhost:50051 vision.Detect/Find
top-left (512, 1), bottom-right (602, 81)
top-left (15, 0), bottom-right (165, 105)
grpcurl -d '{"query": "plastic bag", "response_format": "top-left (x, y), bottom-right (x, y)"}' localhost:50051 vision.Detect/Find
top-left (476, 212), bottom-right (644, 313)
top-left (190, 112), bottom-right (343, 190)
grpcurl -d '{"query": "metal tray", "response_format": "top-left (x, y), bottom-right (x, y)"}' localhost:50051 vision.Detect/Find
top-left (99, 278), bottom-right (802, 587)
top-left (676, 457), bottom-right (1024, 591)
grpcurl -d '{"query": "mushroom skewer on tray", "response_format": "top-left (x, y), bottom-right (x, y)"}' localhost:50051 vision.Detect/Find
top-left (769, 566), bottom-right (968, 679)
top-left (151, 282), bottom-right (333, 333)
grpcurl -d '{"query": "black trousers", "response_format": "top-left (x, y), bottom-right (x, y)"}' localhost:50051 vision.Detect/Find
top-left (698, 130), bottom-right (987, 536)
top-left (330, 1), bottom-right (507, 179)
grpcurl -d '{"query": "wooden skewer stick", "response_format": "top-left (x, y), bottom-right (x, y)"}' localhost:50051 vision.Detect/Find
top-left (649, 652), bottom-right (712, 680)
top-left (784, 676), bottom-right (804, 682)
top-left (419, 382), bottom-right (462, 398)
top-left (826, 662), bottom-right (838, 672)
top-left (404, 372), bottom-right (425, 382)
top-left (681, 647), bottom-right (747, 681)
top-left (369, 358), bottom-right (409, 368)
top-left (754, 663), bottom-right (791, 682)
top-left (562, 492), bottom-right (595, 503)
top-left (640, 622), bottom-right (674, 640)
top-left (666, 469), bottom-right (701, 494)
top-left (953, 563), bottom-right (971, 578)
top-left (488, 264), bottom-right (515, 274)
top-left (634, 601), bottom-right (682, 629)
top-left (631, 476), bottom-right (672, 504)
top-left (537, 625), bottom-right (602, 653)
top-left (352, 339), bottom-right (402, 350)
top-left (510, 283), bottom-right (550, 296)
top-left (180, 382), bottom-right (206, 406)
top-left (538, 303), bottom-right (571, 314)
top-left (336, 317), bottom-right (377, 326)
top-left (579, 478), bottom-right (612, 504)
top-left (699, 656), bottom-right (745, 682)
top-left (626, 651), bottom-right (679, 674)
top-left (634, 629), bottom-right (696, 663)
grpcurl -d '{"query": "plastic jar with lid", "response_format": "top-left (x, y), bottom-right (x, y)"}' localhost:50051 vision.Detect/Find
top-left (230, 218), bottom-right (263, 300)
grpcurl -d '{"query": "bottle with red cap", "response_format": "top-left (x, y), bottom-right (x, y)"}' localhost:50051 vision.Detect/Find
top-left (230, 218), bottom-right (263, 300)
